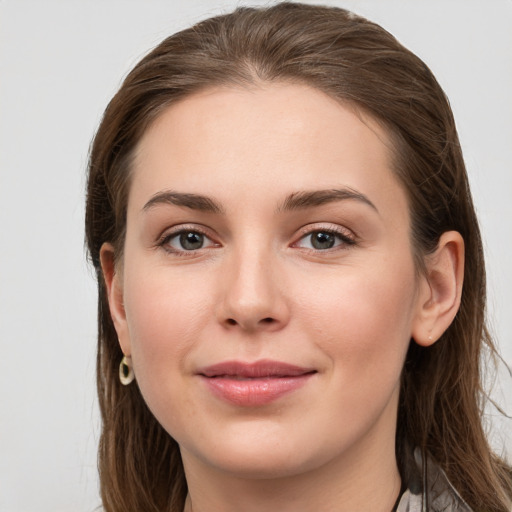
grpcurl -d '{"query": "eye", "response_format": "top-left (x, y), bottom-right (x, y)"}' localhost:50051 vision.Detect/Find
top-left (161, 229), bottom-right (217, 253)
top-left (294, 229), bottom-right (355, 251)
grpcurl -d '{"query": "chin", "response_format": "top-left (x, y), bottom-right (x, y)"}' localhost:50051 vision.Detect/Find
top-left (180, 423), bottom-right (338, 480)
top-left (202, 449), bottom-right (318, 480)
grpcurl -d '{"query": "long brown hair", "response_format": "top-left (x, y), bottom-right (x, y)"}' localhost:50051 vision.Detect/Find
top-left (85, 3), bottom-right (512, 511)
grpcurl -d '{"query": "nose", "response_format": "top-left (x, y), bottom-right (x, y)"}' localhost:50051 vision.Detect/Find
top-left (216, 246), bottom-right (290, 333)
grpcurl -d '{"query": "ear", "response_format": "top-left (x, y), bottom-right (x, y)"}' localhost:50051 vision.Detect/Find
top-left (100, 243), bottom-right (131, 356)
top-left (411, 231), bottom-right (465, 347)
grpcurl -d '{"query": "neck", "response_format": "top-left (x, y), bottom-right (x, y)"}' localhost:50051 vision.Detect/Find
top-left (182, 436), bottom-right (402, 512)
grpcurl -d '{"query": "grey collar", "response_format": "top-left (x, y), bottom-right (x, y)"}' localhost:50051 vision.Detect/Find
top-left (396, 448), bottom-right (472, 512)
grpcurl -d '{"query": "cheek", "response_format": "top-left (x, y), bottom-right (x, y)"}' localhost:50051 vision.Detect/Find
top-left (291, 258), bottom-right (417, 448)
top-left (121, 262), bottom-right (213, 400)
top-left (297, 256), bottom-right (417, 377)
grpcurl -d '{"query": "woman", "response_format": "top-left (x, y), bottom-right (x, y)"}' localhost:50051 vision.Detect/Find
top-left (85, 2), bottom-right (512, 511)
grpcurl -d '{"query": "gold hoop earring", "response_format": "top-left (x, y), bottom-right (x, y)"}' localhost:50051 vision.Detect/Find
top-left (119, 355), bottom-right (135, 385)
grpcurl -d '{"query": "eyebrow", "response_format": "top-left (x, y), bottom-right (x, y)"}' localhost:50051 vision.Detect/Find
top-left (142, 187), bottom-right (377, 216)
top-left (278, 188), bottom-right (378, 214)
top-left (142, 191), bottom-right (224, 214)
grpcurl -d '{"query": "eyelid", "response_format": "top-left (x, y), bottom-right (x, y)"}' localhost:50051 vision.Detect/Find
top-left (291, 223), bottom-right (357, 250)
top-left (154, 222), bottom-right (356, 255)
top-left (156, 224), bottom-right (221, 254)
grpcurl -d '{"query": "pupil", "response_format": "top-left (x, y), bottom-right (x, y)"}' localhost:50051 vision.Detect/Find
top-left (180, 232), bottom-right (204, 250)
top-left (312, 232), bottom-right (335, 250)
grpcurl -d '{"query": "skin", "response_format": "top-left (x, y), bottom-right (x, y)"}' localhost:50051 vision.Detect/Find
top-left (101, 83), bottom-right (464, 512)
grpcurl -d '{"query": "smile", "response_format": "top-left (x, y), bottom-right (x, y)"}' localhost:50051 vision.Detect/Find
top-left (197, 360), bottom-right (317, 406)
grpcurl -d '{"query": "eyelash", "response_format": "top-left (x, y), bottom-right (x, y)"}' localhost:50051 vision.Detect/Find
top-left (157, 226), bottom-right (218, 256)
top-left (156, 224), bottom-right (356, 256)
top-left (292, 225), bottom-right (356, 252)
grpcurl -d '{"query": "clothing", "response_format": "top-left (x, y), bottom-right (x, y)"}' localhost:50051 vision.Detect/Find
top-left (397, 447), bottom-right (473, 512)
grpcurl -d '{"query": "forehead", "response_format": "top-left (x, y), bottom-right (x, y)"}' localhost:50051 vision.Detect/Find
top-left (130, 83), bottom-right (407, 218)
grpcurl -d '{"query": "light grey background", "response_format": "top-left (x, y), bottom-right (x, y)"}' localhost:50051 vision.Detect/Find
top-left (1, 1), bottom-right (511, 510)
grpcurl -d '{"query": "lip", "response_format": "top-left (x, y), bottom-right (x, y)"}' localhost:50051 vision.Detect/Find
top-left (197, 359), bottom-right (317, 406)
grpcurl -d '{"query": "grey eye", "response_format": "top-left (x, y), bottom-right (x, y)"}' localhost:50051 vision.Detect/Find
top-left (178, 231), bottom-right (204, 250)
top-left (294, 228), bottom-right (355, 251)
top-left (161, 228), bottom-right (218, 254)
top-left (309, 231), bottom-right (337, 250)
top-left (163, 230), bottom-right (215, 252)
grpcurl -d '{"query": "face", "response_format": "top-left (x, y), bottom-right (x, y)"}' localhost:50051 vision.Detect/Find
top-left (106, 83), bottom-right (431, 480)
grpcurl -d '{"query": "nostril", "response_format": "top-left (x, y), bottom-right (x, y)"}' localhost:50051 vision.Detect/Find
top-left (223, 317), bottom-right (277, 329)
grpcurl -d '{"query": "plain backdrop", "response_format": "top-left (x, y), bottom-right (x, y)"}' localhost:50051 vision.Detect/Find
top-left (1, 1), bottom-right (511, 510)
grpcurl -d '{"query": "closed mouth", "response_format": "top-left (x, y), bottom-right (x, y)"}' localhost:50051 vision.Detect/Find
top-left (197, 359), bottom-right (317, 379)
top-left (197, 359), bottom-right (317, 406)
